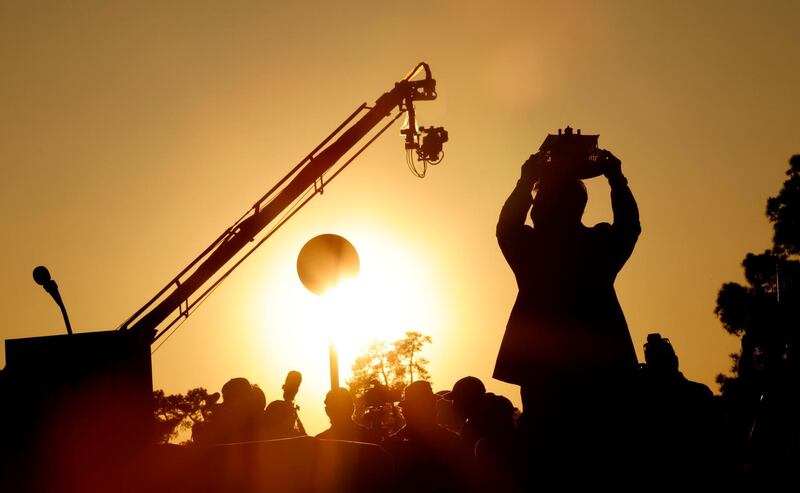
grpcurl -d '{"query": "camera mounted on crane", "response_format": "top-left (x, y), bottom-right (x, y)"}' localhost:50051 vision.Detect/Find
top-left (397, 63), bottom-right (448, 177)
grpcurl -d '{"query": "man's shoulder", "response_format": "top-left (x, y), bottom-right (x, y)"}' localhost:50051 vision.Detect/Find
top-left (678, 373), bottom-right (713, 399)
top-left (589, 222), bottom-right (612, 233)
top-left (497, 222), bottom-right (535, 239)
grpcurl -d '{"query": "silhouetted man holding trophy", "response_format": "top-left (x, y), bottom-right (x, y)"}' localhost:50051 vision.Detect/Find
top-left (494, 127), bottom-right (640, 482)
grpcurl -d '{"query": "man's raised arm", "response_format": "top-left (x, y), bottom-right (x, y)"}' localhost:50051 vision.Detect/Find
top-left (601, 150), bottom-right (641, 269)
top-left (497, 153), bottom-right (542, 265)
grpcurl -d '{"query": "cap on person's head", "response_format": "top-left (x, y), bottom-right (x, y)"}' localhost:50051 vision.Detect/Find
top-left (443, 376), bottom-right (485, 403)
top-left (221, 377), bottom-right (252, 404)
top-left (400, 380), bottom-right (435, 408)
top-left (325, 387), bottom-right (353, 407)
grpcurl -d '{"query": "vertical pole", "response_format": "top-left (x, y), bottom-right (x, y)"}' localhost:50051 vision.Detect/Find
top-left (329, 339), bottom-right (339, 390)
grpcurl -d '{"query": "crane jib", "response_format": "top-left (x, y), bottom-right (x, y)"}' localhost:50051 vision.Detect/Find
top-left (123, 63), bottom-right (444, 342)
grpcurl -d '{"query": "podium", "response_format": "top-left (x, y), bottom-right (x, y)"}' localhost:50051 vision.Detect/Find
top-left (1, 330), bottom-right (153, 492)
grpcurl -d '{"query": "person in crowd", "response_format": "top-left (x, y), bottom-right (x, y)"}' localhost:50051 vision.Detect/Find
top-left (443, 376), bottom-right (487, 450)
top-left (494, 140), bottom-right (641, 486)
top-left (384, 381), bottom-right (470, 493)
top-left (635, 333), bottom-right (718, 485)
top-left (193, 377), bottom-right (265, 444)
top-left (474, 393), bottom-right (525, 493)
top-left (263, 399), bottom-right (306, 439)
top-left (316, 387), bottom-right (376, 443)
top-left (494, 145), bottom-right (641, 418)
top-left (474, 393), bottom-right (518, 457)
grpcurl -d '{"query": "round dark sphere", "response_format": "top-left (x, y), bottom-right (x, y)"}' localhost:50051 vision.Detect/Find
top-left (32, 265), bottom-right (51, 285)
top-left (296, 234), bottom-right (359, 295)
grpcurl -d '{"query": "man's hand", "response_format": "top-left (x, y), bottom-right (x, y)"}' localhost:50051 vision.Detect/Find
top-left (599, 149), bottom-right (623, 180)
top-left (521, 152), bottom-right (547, 183)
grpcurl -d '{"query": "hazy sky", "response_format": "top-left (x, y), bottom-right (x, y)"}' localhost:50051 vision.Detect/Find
top-left (2, 1), bottom-right (799, 434)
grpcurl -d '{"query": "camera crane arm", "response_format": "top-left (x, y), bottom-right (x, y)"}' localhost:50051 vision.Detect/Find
top-left (120, 63), bottom-right (445, 343)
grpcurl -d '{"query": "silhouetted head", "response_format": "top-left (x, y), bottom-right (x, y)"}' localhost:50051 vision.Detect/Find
top-left (478, 393), bottom-right (516, 435)
top-left (531, 178), bottom-right (588, 230)
top-left (324, 387), bottom-right (355, 425)
top-left (264, 400), bottom-right (297, 434)
top-left (444, 376), bottom-right (486, 420)
top-left (400, 381), bottom-right (437, 429)
top-left (644, 333), bottom-right (679, 374)
top-left (221, 377), bottom-right (253, 408)
top-left (251, 384), bottom-right (266, 412)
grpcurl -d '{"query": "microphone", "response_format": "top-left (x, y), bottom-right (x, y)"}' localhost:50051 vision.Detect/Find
top-left (33, 266), bottom-right (73, 335)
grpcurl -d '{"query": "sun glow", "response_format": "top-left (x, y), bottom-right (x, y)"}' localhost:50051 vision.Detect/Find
top-left (297, 245), bottom-right (440, 383)
top-left (252, 228), bottom-right (444, 389)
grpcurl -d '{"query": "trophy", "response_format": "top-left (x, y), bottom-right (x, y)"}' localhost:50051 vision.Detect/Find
top-left (538, 126), bottom-right (604, 180)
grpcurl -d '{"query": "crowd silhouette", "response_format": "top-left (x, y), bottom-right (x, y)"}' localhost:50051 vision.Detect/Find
top-left (178, 328), bottom-right (781, 492)
top-left (187, 350), bottom-right (728, 492)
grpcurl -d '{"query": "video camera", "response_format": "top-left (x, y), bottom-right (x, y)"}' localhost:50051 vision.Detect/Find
top-left (418, 126), bottom-right (448, 163)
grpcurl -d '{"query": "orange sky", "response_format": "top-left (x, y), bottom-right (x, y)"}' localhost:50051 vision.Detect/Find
top-left (2, 1), bottom-right (799, 434)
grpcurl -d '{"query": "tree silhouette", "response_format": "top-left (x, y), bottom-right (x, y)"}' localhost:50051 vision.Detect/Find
top-left (347, 331), bottom-right (432, 436)
top-left (153, 387), bottom-right (215, 444)
top-left (714, 155), bottom-right (800, 473)
top-left (348, 341), bottom-right (399, 395)
top-left (391, 331), bottom-right (432, 383)
top-left (767, 155), bottom-right (800, 256)
top-left (716, 155), bottom-right (800, 391)
top-left (348, 331), bottom-right (432, 396)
